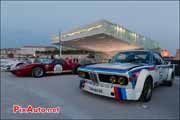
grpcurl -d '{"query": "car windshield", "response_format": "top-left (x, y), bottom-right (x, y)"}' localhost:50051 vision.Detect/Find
top-left (34, 58), bottom-right (53, 64)
top-left (110, 51), bottom-right (151, 64)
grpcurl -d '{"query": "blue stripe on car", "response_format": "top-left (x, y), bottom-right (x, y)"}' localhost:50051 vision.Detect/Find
top-left (118, 88), bottom-right (127, 100)
top-left (130, 80), bottom-right (137, 89)
top-left (79, 67), bottom-right (128, 73)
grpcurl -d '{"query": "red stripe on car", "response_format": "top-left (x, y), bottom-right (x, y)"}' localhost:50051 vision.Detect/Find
top-left (114, 87), bottom-right (120, 100)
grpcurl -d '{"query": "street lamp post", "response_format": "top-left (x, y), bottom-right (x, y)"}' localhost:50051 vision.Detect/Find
top-left (59, 31), bottom-right (62, 57)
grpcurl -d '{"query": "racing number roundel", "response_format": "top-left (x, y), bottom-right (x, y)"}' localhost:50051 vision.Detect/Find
top-left (54, 64), bottom-right (62, 73)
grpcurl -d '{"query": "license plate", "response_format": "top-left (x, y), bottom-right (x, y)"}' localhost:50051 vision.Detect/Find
top-left (89, 86), bottom-right (103, 94)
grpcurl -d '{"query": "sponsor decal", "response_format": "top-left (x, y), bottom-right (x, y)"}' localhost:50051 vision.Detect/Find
top-left (13, 105), bottom-right (60, 113)
top-left (54, 64), bottom-right (62, 73)
top-left (129, 66), bottom-right (157, 89)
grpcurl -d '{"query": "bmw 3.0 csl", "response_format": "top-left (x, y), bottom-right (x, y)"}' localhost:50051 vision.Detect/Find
top-left (78, 50), bottom-right (175, 102)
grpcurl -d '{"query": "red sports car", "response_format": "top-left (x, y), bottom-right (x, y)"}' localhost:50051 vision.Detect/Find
top-left (10, 58), bottom-right (80, 77)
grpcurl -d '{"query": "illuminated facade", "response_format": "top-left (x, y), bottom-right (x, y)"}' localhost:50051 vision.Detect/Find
top-left (52, 20), bottom-right (160, 54)
top-left (160, 49), bottom-right (171, 57)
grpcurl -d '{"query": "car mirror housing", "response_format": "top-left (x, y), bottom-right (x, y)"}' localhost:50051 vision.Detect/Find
top-left (164, 61), bottom-right (171, 65)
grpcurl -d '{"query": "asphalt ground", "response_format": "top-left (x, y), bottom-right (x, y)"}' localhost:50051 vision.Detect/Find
top-left (1, 72), bottom-right (179, 119)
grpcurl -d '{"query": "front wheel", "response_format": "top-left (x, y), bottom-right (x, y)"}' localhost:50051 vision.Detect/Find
top-left (32, 67), bottom-right (44, 78)
top-left (139, 77), bottom-right (153, 102)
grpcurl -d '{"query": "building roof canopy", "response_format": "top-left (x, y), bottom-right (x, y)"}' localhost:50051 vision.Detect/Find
top-left (52, 20), bottom-right (160, 53)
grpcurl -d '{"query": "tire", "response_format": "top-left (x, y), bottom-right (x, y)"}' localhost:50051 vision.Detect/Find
top-left (165, 81), bottom-right (173, 87)
top-left (32, 67), bottom-right (44, 78)
top-left (163, 80), bottom-right (173, 87)
top-left (139, 77), bottom-right (153, 102)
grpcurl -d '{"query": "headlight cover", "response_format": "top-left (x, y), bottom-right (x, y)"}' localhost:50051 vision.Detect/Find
top-left (79, 71), bottom-right (86, 78)
top-left (110, 76), bottom-right (128, 85)
top-left (118, 77), bottom-right (128, 85)
top-left (110, 76), bottom-right (116, 84)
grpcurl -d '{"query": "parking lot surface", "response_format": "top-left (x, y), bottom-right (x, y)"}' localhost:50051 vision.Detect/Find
top-left (1, 72), bottom-right (179, 119)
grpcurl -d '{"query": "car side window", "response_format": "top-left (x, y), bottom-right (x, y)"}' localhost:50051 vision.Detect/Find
top-left (53, 59), bottom-right (65, 65)
top-left (153, 53), bottom-right (164, 65)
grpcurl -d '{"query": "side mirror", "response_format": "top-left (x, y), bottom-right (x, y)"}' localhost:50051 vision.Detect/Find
top-left (164, 61), bottom-right (171, 65)
top-left (167, 61), bottom-right (171, 65)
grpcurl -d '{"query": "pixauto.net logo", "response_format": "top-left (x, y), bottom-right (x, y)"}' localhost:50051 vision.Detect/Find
top-left (13, 105), bottom-right (60, 113)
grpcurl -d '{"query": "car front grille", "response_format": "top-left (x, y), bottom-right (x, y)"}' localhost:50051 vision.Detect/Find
top-left (89, 72), bottom-right (98, 83)
top-left (98, 74), bottom-right (111, 83)
top-left (78, 71), bottom-right (98, 83)
top-left (80, 71), bottom-right (128, 85)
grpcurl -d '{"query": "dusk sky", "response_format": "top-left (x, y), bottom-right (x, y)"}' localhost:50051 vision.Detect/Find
top-left (1, 1), bottom-right (179, 55)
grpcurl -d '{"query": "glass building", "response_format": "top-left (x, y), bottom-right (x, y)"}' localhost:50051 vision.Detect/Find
top-left (52, 20), bottom-right (160, 54)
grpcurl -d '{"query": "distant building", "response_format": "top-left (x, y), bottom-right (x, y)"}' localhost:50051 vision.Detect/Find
top-left (160, 49), bottom-right (171, 57)
top-left (0, 46), bottom-right (57, 58)
top-left (0, 48), bottom-right (21, 58)
top-left (52, 20), bottom-right (160, 54)
top-left (52, 20), bottom-right (161, 62)
top-left (21, 46), bottom-right (57, 57)
top-left (174, 49), bottom-right (180, 60)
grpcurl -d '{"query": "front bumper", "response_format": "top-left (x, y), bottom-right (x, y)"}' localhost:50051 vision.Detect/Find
top-left (10, 68), bottom-right (31, 76)
top-left (80, 80), bottom-right (141, 101)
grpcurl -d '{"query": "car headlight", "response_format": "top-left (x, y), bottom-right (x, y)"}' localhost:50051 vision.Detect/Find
top-left (110, 76), bottom-right (116, 84)
top-left (118, 77), bottom-right (128, 85)
top-left (79, 71), bottom-right (86, 78)
top-left (15, 65), bottom-right (21, 69)
top-left (11, 64), bottom-right (24, 70)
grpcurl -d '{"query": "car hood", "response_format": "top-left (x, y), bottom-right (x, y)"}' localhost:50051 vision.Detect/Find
top-left (11, 63), bottom-right (41, 70)
top-left (21, 63), bottom-right (42, 67)
top-left (79, 63), bottom-right (144, 73)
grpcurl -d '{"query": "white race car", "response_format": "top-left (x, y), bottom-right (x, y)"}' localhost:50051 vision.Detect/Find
top-left (78, 50), bottom-right (175, 102)
top-left (0, 59), bottom-right (27, 72)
